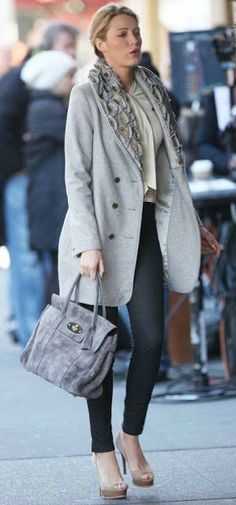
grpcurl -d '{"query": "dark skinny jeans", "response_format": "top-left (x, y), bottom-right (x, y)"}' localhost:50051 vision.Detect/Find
top-left (85, 202), bottom-right (164, 453)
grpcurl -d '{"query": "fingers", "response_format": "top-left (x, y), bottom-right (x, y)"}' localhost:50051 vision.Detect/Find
top-left (80, 265), bottom-right (97, 279)
top-left (98, 256), bottom-right (105, 278)
top-left (79, 251), bottom-right (105, 279)
top-left (206, 233), bottom-right (217, 249)
top-left (201, 228), bottom-right (221, 255)
top-left (216, 243), bottom-right (224, 258)
top-left (201, 233), bottom-right (224, 257)
top-left (80, 263), bottom-right (98, 279)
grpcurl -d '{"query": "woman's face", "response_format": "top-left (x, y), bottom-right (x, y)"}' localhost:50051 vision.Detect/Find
top-left (96, 14), bottom-right (142, 70)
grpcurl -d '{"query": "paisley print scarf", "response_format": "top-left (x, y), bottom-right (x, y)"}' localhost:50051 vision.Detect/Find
top-left (88, 58), bottom-right (184, 170)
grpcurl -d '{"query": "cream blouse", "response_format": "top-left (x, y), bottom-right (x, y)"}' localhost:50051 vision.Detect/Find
top-left (128, 79), bottom-right (164, 203)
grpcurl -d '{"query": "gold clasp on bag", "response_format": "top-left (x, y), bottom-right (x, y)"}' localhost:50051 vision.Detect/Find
top-left (67, 322), bottom-right (83, 334)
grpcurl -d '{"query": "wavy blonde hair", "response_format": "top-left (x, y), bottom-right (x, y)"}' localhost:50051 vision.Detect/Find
top-left (89, 3), bottom-right (139, 58)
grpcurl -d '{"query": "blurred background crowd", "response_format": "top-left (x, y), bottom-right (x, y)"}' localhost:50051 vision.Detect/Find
top-left (0, 0), bottom-right (236, 384)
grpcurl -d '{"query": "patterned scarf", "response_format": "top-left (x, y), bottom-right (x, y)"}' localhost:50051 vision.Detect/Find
top-left (88, 58), bottom-right (183, 170)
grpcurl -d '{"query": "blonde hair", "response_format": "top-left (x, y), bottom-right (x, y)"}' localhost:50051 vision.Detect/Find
top-left (89, 3), bottom-right (139, 58)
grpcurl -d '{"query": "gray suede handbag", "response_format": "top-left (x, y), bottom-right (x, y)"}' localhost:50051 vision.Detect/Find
top-left (20, 273), bottom-right (118, 399)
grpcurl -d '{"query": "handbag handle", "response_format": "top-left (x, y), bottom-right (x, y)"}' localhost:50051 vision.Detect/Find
top-left (62, 273), bottom-right (106, 328)
top-left (74, 274), bottom-right (106, 319)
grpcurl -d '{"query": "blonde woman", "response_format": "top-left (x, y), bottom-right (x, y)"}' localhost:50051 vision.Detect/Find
top-left (58, 4), bottom-right (221, 500)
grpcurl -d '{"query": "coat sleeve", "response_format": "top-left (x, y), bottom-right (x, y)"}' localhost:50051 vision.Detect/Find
top-left (64, 84), bottom-right (102, 257)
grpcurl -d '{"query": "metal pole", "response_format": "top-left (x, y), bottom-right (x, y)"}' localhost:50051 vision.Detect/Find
top-left (189, 278), bottom-right (209, 387)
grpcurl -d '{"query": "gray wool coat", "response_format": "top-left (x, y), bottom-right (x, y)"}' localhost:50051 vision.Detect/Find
top-left (58, 63), bottom-right (201, 306)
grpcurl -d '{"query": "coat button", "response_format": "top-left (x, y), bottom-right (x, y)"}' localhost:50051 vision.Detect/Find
top-left (114, 177), bottom-right (120, 183)
top-left (112, 202), bottom-right (118, 209)
top-left (108, 234), bottom-right (115, 239)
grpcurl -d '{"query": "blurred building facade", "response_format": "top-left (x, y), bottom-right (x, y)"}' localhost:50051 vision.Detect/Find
top-left (0, 0), bottom-right (233, 78)
top-left (122, 0), bottom-right (232, 84)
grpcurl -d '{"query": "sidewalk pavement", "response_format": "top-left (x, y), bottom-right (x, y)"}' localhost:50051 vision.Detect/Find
top-left (1, 326), bottom-right (236, 505)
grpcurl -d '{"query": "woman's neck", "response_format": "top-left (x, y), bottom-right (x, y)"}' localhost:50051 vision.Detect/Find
top-left (117, 68), bottom-right (135, 92)
top-left (105, 61), bottom-right (135, 92)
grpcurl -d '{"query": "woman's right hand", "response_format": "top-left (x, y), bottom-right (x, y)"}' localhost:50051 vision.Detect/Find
top-left (80, 250), bottom-right (104, 280)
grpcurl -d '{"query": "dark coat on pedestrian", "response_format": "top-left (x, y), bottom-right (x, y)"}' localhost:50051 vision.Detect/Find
top-left (195, 92), bottom-right (231, 174)
top-left (0, 64), bottom-right (29, 245)
top-left (24, 90), bottom-right (68, 251)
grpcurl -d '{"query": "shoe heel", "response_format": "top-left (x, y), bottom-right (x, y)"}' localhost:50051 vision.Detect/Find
top-left (92, 452), bottom-right (128, 499)
top-left (121, 453), bottom-right (127, 475)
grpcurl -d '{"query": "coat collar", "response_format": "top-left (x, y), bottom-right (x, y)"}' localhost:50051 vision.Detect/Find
top-left (88, 58), bottom-right (183, 170)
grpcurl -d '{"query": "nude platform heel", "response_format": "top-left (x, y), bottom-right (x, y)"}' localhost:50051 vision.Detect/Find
top-left (115, 433), bottom-right (154, 487)
top-left (91, 453), bottom-right (128, 500)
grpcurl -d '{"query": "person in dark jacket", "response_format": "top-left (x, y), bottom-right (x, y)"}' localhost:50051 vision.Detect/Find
top-left (21, 50), bottom-right (76, 295)
top-left (0, 56), bottom-right (30, 246)
top-left (0, 22), bottom-right (78, 346)
top-left (195, 90), bottom-right (236, 175)
top-left (0, 22), bottom-right (79, 242)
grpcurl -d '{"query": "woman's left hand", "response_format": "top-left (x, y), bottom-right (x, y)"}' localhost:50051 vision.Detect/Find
top-left (200, 226), bottom-right (223, 257)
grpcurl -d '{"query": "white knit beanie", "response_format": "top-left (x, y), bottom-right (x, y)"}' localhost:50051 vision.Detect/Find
top-left (21, 50), bottom-right (76, 90)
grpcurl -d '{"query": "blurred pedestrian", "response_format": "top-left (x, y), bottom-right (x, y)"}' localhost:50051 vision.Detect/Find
top-left (21, 50), bottom-right (76, 297)
top-left (0, 48), bottom-right (44, 346)
top-left (58, 4), bottom-right (221, 499)
top-left (196, 90), bottom-right (236, 175)
top-left (0, 22), bottom-right (79, 346)
top-left (196, 29), bottom-right (236, 175)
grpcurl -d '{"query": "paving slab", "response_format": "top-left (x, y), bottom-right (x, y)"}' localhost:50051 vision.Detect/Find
top-left (1, 448), bottom-right (236, 505)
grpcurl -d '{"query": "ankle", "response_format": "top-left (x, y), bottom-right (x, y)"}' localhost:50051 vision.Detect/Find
top-left (95, 450), bottom-right (115, 461)
top-left (121, 430), bottom-right (139, 445)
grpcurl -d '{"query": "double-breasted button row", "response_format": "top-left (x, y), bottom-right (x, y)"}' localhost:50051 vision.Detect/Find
top-left (109, 178), bottom-right (119, 240)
